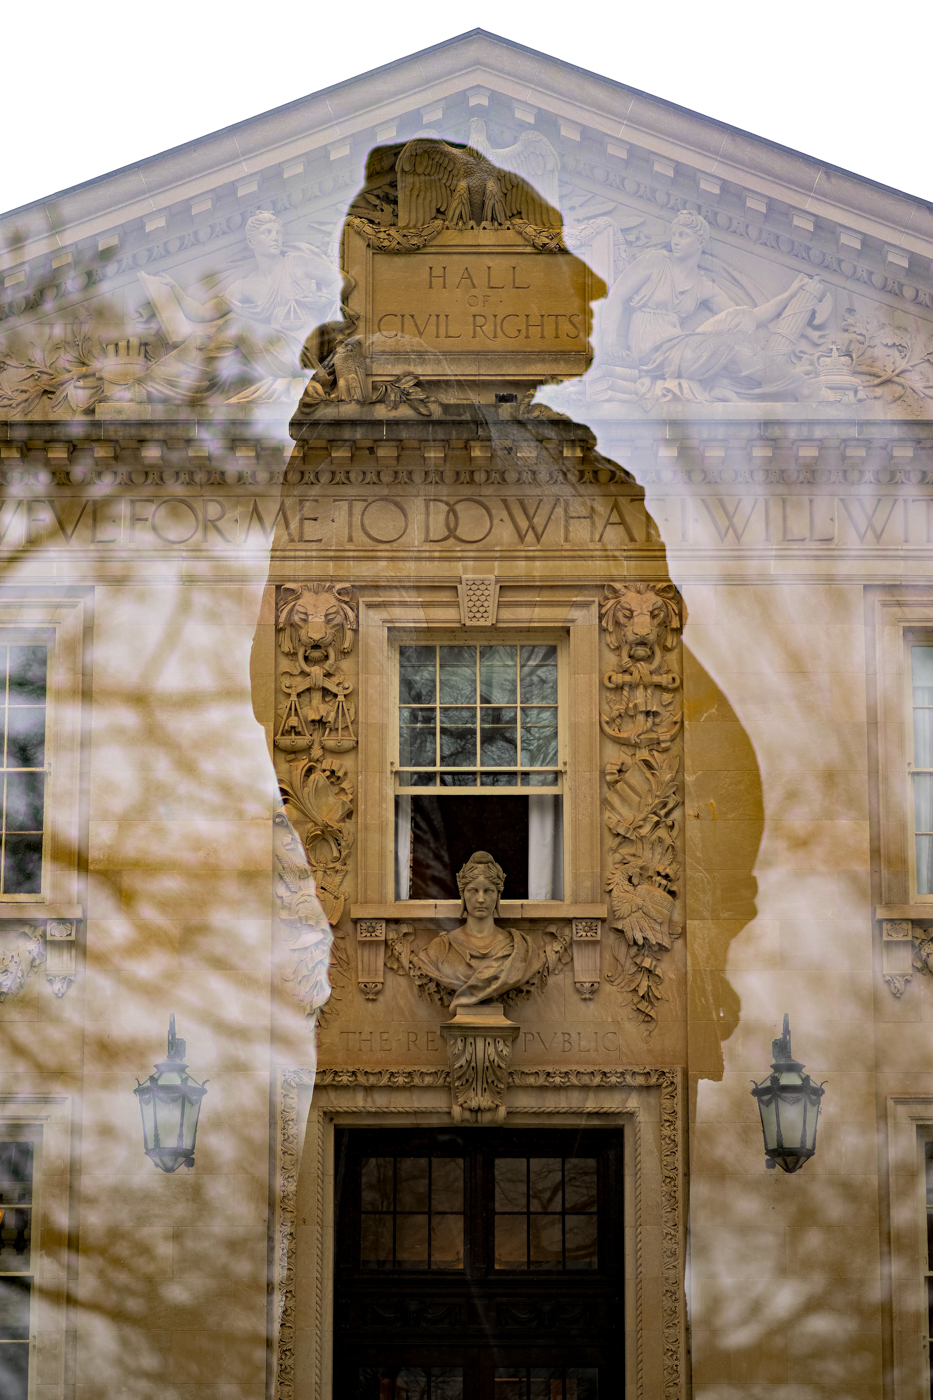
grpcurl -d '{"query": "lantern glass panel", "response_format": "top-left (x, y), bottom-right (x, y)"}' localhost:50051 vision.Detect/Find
top-left (775, 1086), bottom-right (808, 1152)
top-left (756, 1089), bottom-right (778, 1152)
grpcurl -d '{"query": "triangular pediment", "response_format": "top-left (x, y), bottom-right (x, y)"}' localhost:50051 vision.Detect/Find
top-left (2, 29), bottom-right (932, 421)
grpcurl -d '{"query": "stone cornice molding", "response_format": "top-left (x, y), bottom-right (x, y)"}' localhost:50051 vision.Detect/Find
top-left (2, 32), bottom-right (931, 279)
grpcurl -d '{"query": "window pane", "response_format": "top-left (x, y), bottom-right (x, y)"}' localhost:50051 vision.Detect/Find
top-left (399, 647), bottom-right (436, 705)
top-left (521, 710), bottom-right (558, 767)
top-left (5, 772), bottom-right (45, 832)
top-left (520, 645), bottom-right (558, 703)
top-left (521, 771), bottom-right (560, 787)
top-left (915, 707), bottom-right (933, 768)
top-left (0, 1343), bottom-right (29, 1400)
top-left (0, 1278), bottom-right (30, 1340)
top-left (395, 1212), bottom-right (429, 1268)
top-left (481, 772), bottom-right (519, 787)
top-left (431, 1157), bottom-right (463, 1211)
top-left (361, 1158), bottom-right (394, 1212)
top-left (396, 1158), bottom-right (429, 1211)
top-left (3, 836), bottom-right (42, 895)
top-left (918, 835), bottom-right (933, 896)
top-left (438, 647), bottom-right (476, 704)
top-left (360, 1214), bottom-right (393, 1268)
top-left (0, 1210), bottom-right (32, 1271)
top-left (480, 710), bottom-right (518, 766)
top-left (400, 711), bottom-right (436, 767)
top-left (528, 1158), bottom-right (562, 1213)
top-left (440, 717), bottom-right (476, 767)
top-left (495, 1213), bottom-right (527, 1269)
top-left (430, 1213), bottom-right (463, 1270)
top-left (915, 774), bottom-right (933, 832)
top-left (495, 1158), bottom-right (526, 1211)
top-left (529, 1213), bottom-right (562, 1268)
top-left (0, 1145), bottom-right (33, 1203)
top-left (438, 771), bottom-right (476, 787)
top-left (564, 1158), bottom-right (597, 1211)
top-left (564, 1214), bottom-right (598, 1269)
top-left (9, 647), bottom-right (46, 703)
top-left (480, 646), bottom-right (517, 703)
top-left (567, 1370), bottom-right (599, 1400)
top-left (5, 709), bottom-right (44, 770)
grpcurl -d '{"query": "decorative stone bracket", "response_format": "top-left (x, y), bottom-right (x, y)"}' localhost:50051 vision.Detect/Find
top-left (44, 920), bottom-right (77, 997)
top-left (356, 919), bottom-right (386, 1000)
top-left (880, 918), bottom-right (933, 997)
top-left (440, 1005), bottom-right (520, 1124)
top-left (572, 918), bottom-right (601, 998)
top-left (0, 920), bottom-right (78, 1002)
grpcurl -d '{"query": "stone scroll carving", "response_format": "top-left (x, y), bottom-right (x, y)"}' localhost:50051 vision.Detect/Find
top-left (0, 921), bottom-right (77, 1001)
top-left (601, 583), bottom-right (684, 1028)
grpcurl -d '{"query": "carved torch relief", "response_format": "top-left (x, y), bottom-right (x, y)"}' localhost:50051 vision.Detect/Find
top-left (600, 583), bottom-right (684, 1030)
top-left (272, 584), bottom-right (358, 1022)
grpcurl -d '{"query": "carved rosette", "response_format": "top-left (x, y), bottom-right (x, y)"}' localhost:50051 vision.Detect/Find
top-left (441, 1014), bottom-right (520, 1124)
top-left (600, 583), bottom-right (684, 1029)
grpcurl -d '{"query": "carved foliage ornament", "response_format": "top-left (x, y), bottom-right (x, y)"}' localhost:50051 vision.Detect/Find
top-left (600, 583), bottom-right (684, 1027)
top-left (272, 584), bottom-right (358, 1020)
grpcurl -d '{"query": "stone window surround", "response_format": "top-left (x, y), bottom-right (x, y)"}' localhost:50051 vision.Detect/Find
top-left (886, 1095), bottom-right (933, 1400)
top-left (272, 1068), bottom-right (686, 1400)
top-left (349, 586), bottom-right (605, 922)
top-left (0, 1094), bottom-right (73, 1400)
top-left (871, 590), bottom-right (933, 992)
top-left (0, 592), bottom-right (87, 921)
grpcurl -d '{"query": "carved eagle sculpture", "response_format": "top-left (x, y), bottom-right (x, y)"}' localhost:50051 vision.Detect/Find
top-left (397, 119), bottom-right (561, 229)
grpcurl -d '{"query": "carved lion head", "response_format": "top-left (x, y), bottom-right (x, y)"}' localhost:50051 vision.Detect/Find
top-left (277, 584), bottom-right (357, 666)
top-left (600, 582), bottom-right (681, 663)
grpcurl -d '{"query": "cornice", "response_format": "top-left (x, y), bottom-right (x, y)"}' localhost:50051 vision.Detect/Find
top-left (2, 30), bottom-right (932, 279)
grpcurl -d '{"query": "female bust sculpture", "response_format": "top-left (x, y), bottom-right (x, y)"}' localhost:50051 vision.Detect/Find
top-left (414, 851), bottom-right (546, 1014)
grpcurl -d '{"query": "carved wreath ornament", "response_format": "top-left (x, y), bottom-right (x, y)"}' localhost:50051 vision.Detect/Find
top-left (600, 583), bottom-right (684, 1028)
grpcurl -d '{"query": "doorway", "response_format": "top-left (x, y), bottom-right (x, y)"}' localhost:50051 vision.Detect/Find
top-left (333, 1127), bottom-right (623, 1400)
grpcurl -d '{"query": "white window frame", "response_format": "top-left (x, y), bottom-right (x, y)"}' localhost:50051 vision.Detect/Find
top-left (391, 629), bottom-right (569, 902)
top-left (350, 587), bottom-right (604, 922)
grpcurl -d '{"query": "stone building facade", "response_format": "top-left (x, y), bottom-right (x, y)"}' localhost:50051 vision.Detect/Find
top-left (1, 27), bottom-right (933, 1400)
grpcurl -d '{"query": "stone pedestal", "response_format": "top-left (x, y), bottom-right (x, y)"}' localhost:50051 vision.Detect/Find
top-left (440, 1004), bottom-right (520, 1124)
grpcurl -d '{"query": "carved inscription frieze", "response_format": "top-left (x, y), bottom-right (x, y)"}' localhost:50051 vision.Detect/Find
top-left (600, 583), bottom-right (684, 1028)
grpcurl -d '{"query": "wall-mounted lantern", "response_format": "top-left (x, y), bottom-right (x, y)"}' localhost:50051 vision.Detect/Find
top-left (134, 1015), bottom-right (208, 1173)
top-left (750, 1014), bottom-right (825, 1174)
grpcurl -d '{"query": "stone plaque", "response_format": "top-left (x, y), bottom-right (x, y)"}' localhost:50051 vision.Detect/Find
top-left (349, 228), bottom-right (604, 378)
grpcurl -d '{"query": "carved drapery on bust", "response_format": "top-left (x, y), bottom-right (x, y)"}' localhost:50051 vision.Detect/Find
top-left (601, 583), bottom-right (684, 1028)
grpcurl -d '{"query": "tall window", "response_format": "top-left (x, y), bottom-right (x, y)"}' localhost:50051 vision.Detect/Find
top-left (0, 646), bottom-right (47, 898)
top-left (0, 1139), bottom-right (35, 1400)
top-left (394, 644), bottom-right (563, 901)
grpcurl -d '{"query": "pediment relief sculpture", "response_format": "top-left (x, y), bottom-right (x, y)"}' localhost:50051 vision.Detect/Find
top-left (385, 851), bottom-right (570, 1013)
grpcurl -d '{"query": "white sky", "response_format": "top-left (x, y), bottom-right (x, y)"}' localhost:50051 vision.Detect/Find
top-left (3, 0), bottom-right (931, 216)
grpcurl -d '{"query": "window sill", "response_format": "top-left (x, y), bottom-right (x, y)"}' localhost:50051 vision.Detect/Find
top-left (350, 901), bottom-right (607, 921)
top-left (876, 904), bottom-right (933, 921)
top-left (0, 903), bottom-right (83, 919)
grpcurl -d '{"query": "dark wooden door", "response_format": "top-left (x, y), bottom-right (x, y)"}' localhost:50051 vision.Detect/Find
top-left (333, 1127), bottom-right (624, 1400)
